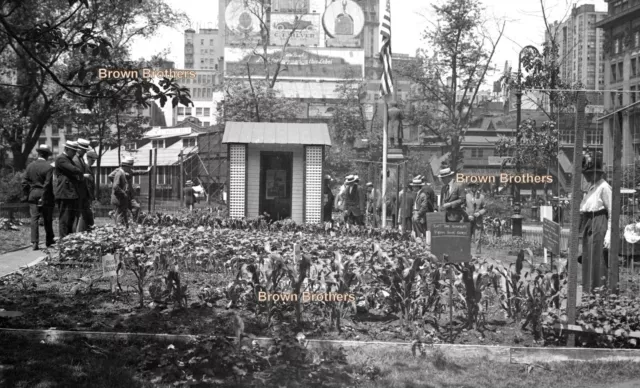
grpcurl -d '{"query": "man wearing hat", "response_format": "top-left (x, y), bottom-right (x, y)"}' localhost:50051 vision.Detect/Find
top-left (398, 180), bottom-right (416, 233)
top-left (323, 175), bottom-right (335, 224)
top-left (343, 175), bottom-right (364, 225)
top-left (365, 182), bottom-right (382, 227)
top-left (111, 156), bottom-right (136, 227)
top-left (579, 150), bottom-right (612, 292)
top-left (183, 180), bottom-right (197, 211)
top-left (54, 140), bottom-right (87, 239)
top-left (108, 157), bottom-right (151, 223)
top-left (438, 162), bottom-right (466, 223)
top-left (22, 145), bottom-right (56, 250)
top-left (73, 138), bottom-right (93, 232)
top-left (411, 175), bottom-right (435, 238)
top-left (465, 181), bottom-right (487, 247)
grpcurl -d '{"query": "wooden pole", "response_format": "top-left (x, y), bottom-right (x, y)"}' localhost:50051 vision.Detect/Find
top-left (147, 149), bottom-right (152, 213)
top-left (179, 153), bottom-right (184, 205)
top-left (152, 148), bottom-right (158, 213)
top-left (566, 91), bottom-right (587, 347)
top-left (382, 99), bottom-right (388, 228)
top-left (609, 111), bottom-right (623, 292)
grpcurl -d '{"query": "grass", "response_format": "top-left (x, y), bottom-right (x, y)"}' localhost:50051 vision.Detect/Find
top-left (347, 347), bottom-right (640, 388)
top-left (0, 217), bottom-right (113, 254)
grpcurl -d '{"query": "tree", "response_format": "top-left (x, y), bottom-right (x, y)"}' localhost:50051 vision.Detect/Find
top-left (495, 119), bottom-right (558, 174)
top-left (397, 0), bottom-right (505, 171)
top-left (0, 0), bottom-right (191, 169)
top-left (217, 0), bottom-right (313, 122)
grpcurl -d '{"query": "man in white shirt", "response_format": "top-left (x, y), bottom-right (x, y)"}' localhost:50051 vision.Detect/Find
top-left (579, 150), bottom-right (612, 291)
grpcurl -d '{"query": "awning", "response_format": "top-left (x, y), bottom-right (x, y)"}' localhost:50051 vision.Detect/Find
top-left (558, 150), bottom-right (572, 173)
top-left (222, 122), bottom-right (331, 146)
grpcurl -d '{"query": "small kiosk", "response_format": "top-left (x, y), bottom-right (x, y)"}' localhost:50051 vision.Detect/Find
top-left (222, 121), bottom-right (332, 223)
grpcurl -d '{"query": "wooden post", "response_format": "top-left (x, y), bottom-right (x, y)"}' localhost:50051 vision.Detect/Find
top-left (147, 149), bottom-right (153, 213)
top-left (609, 111), bottom-right (623, 292)
top-left (179, 153), bottom-right (184, 205)
top-left (152, 148), bottom-right (158, 213)
top-left (566, 91), bottom-right (587, 347)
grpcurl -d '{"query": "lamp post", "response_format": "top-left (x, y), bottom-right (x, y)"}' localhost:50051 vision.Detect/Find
top-left (512, 45), bottom-right (540, 237)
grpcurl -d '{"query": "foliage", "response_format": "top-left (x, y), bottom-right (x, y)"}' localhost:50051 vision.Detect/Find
top-left (495, 119), bottom-right (559, 173)
top-left (217, 78), bottom-right (302, 122)
top-left (0, 171), bottom-right (25, 203)
top-left (396, 0), bottom-right (505, 170)
top-left (96, 184), bottom-right (111, 206)
top-left (0, 0), bottom-right (191, 169)
top-left (331, 76), bottom-right (372, 147)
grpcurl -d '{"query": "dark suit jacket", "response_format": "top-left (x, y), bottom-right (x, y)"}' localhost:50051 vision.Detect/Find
top-left (73, 155), bottom-right (92, 200)
top-left (344, 184), bottom-right (363, 217)
top-left (399, 189), bottom-right (415, 219)
top-left (184, 187), bottom-right (196, 206)
top-left (54, 153), bottom-right (82, 200)
top-left (22, 159), bottom-right (54, 205)
top-left (441, 181), bottom-right (466, 222)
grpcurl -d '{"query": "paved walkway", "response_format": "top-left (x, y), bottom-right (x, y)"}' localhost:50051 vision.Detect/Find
top-left (0, 247), bottom-right (49, 277)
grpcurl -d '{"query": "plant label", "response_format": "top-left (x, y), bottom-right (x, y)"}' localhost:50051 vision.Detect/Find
top-left (543, 218), bottom-right (561, 255)
top-left (102, 254), bottom-right (118, 278)
top-left (431, 223), bottom-right (471, 263)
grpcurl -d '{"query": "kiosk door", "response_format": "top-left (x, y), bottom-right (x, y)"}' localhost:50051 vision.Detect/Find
top-left (260, 152), bottom-right (293, 221)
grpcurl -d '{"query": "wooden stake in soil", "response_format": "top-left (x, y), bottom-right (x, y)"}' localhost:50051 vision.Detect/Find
top-left (609, 111), bottom-right (623, 293)
top-left (566, 91), bottom-right (587, 347)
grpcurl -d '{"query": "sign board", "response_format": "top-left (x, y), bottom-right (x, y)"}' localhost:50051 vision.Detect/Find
top-left (431, 223), bottom-right (472, 263)
top-left (426, 212), bottom-right (446, 230)
top-left (102, 254), bottom-right (119, 278)
top-left (543, 218), bottom-right (561, 255)
top-left (225, 47), bottom-right (364, 80)
top-left (224, 0), bottom-right (261, 45)
top-left (270, 14), bottom-right (321, 46)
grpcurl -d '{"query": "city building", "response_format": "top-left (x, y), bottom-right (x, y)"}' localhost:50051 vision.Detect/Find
top-left (596, 0), bottom-right (640, 167)
top-left (182, 28), bottom-right (223, 126)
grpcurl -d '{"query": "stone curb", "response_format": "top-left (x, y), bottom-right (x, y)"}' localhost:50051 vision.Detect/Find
top-left (1, 328), bottom-right (640, 363)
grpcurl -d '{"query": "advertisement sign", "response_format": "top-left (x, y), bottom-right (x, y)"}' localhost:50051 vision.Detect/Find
top-left (225, 47), bottom-right (364, 79)
top-left (224, 0), bottom-right (261, 45)
top-left (270, 14), bottom-right (321, 46)
top-left (322, 0), bottom-right (364, 48)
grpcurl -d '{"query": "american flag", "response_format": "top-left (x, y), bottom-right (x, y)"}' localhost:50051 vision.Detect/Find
top-left (379, 0), bottom-right (393, 96)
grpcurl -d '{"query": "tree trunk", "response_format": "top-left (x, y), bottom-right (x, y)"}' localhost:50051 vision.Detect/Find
top-left (116, 114), bottom-right (121, 165)
top-left (10, 143), bottom-right (28, 171)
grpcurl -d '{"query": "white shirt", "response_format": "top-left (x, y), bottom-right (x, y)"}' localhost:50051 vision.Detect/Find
top-left (580, 178), bottom-right (612, 239)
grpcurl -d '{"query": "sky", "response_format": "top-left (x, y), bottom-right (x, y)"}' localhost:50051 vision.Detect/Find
top-left (129, 0), bottom-right (608, 87)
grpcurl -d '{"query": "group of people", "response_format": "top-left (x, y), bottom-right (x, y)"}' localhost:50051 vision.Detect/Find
top-left (322, 163), bottom-right (490, 245)
top-left (22, 140), bottom-right (98, 250)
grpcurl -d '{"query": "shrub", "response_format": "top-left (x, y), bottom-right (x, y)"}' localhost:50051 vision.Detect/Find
top-left (0, 171), bottom-right (25, 203)
top-left (97, 184), bottom-right (111, 205)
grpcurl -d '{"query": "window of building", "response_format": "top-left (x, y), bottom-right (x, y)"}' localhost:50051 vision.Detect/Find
top-left (210, 39), bottom-right (214, 46)
top-left (132, 174), bottom-right (141, 185)
top-left (182, 138), bottom-right (196, 148)
top-left (51, 124), bottom-right (59, 136)
top-left (204, 107), bottom-right (210, 116)
top-left (636, 31), bottom-right (640, 47)
top-left (196, 107), bottom-right (203, 116)
top-left (125, 141), bottom-right (137, 150)
top-left (611, 91), bottom-right (617, 106)
top-left (152, 139), bottom-right (165, 149)
top-left (178, 107), bottom-right (185, 115)
top-left (185, 107), bottom-right (192, 115)
top-left (65, 124), bottom-right (73, 134)
top-left (39, 137), bottom-right (47, 147)
top-left (52, 139), bottom-right (59, 154)
top-left (203, 121), bottom-right (210, 126)
top-left (471, 149), bottom-right (483, 158)
top-left (157, 166), bottom-right (166, 185)
top-left (619, 62), bottom-right (624, 80)
top-left (215, 64), bottom-right (218, 71)
top-left (632, 58), bottom-right (637, 77)
top-left (611, 64), bottom-right (617, 82)
top-left (619, 89), bottom-right (624, 106)
top-left (633, 86), bottom-right (637, 103)
top-left (200, 39), bottom-right (204, 45)
top-left (615, 38), bottom-right (620, 54)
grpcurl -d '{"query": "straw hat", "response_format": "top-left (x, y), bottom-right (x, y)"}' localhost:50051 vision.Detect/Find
top-left (77, 138), bottom-right (90, 150)
top-left (409, 175), bottom-right (425, 187)
top-left (582, 150), bottom-right (604, 174)
top-left (345, 175), bottom-right (356, 184)
top-left (366, 182), bottom-right (373, 187)
top-left (121, 156), bottom-right (134, 166)
top-left (36, 144), bottom-right (52, 155)
top-left (63, 140), bottom-right (78, 151)
top-left (186, 180), bottom-right (193, 186)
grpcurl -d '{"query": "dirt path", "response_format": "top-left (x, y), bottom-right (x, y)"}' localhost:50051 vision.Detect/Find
top-left (0, 247), bottom-right (48, 277)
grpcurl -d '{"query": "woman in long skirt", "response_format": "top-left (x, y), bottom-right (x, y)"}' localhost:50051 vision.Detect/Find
top-left (579, 151), bottom-right (612, 292)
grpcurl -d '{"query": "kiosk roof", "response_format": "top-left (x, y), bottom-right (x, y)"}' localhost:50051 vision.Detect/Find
top-left (222, 122), bottom-right (331, 146)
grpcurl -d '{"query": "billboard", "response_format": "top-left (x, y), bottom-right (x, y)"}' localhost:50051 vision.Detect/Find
top-left (322, 0), bottom-right (364, 48)
top-left (270, 13), bottom-right (321, 46)
top-left (224, 0), bottom-right (261, 45)
top-left (225, 47), bottom-right (364, 80)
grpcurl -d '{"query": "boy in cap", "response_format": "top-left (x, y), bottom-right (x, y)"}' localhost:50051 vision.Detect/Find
top-left (22, 145), bottom-right (56, 249)
top-left (54, 141), bottom-right (88, 239)
top-left (111, 156), bottom-right (135, 227)
top-left (343, 175), bottom-right (363, 225)
top-left (465, 181), bottom-right (487, 249)
top-left (183, 180), bottom-right (197, 211)
top-left (108, 157), bottom-right (151, 223)
top-left (411, 175), bottom-right (432, 238)
top-left (438, 162), bottom-right (466, 222)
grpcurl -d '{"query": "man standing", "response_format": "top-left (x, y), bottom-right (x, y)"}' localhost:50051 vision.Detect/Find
top-left (411, 175), bottom-right (434, 239)
top-left (437, 163), bottom-right (466, 222)
top-left (109, 159), bottom-right (151, 222)
top-left (54, 141), bottom-right (85, 239)
top-left (111, 157), bottom-right (135, 227)
top-left (323, 175), bottom-right (335, 224)
top-left (183, 180), bottom-right (197, 211)
top-left (73, 138), bottom-right (92, 232)
top-left (343, 175), bottom-right (363, 225)
top-left (365, 182), bottom-right (382, 227)
top-left (22, 145), bottom-right (55, 250)
top-left (76, 150), bottom-right (99, 232)
top-left (398, 180), bottom-right (415, 233)
top-left (465, 181), bottom-right (487, 247)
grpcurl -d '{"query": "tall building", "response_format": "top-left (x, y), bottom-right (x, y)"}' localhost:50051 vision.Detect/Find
top-left (182, 28), bottom-right (223, 126)
top-left (550, 5), bottom-right (607, 90)
top-left (596, 0), bottom-right (640, 168)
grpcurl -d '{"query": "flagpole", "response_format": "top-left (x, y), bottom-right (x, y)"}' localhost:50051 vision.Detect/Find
top-left (382, 98), bottom-right (388, 228)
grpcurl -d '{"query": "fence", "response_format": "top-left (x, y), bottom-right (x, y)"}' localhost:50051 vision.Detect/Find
top-left (521, 228), bottom-right (572, 252)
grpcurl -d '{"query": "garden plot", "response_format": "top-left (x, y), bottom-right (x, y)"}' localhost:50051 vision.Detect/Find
top-left (0, 212), bottom-right (639, 351)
